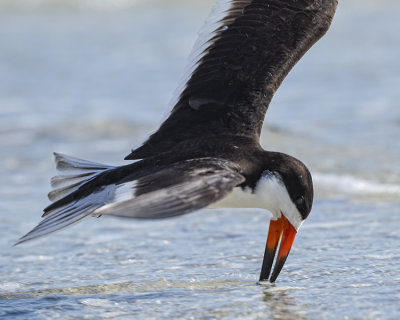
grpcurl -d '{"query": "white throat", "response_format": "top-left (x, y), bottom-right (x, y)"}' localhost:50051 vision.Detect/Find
top-left (209, 172), bottom-right (304, 231)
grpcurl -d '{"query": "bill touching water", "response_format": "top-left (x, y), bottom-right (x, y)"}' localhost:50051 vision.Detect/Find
top-left (1, 0), bottom-right (400, 319)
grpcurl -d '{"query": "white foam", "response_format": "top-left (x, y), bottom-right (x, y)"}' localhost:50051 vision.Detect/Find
top-left (80, 298), bottom-right (115, 307)
top-left (314, 173), bottom-right (400, 196)
top-left (16, 255), bottom-right (54, 262)
top-left (0, 282), bottom-right (22, 291)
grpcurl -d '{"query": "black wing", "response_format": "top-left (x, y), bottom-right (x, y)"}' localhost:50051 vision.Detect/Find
top-left (16, 155), bottom-right (244, 244)
top-left (126, 0), bottom-right (338, 160)
top-left (96, 158), bottom-right (245, 218)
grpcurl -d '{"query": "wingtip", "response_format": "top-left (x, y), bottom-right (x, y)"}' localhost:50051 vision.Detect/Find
top-left (13, 235), bottom-right (28, 247)
top-left (13, 228), bottom-right (38, 246)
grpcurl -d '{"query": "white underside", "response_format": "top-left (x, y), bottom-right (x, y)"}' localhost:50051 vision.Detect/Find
top-left (208, 173), bottom-right (304, 231)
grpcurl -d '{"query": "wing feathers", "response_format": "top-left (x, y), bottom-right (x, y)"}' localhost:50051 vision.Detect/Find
top-left (16, 158), bottom-right (244, 244)
top-left (96, 169), bottom-right (244, 219)
top-left (126, 0), bottom-right (338, 160)
top-left (54, 152), bottom-right (112, 171)
top-left (16, 202), bottom-right (96, 245)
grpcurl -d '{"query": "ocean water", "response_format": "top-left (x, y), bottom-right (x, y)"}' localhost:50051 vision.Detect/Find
top-left (1, 0), bottom-right (400, 319)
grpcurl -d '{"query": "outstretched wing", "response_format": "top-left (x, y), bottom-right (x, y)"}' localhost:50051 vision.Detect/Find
top-left (95, 158), bottom-right (245, 218)
top-left (16, 155), bottom-right (244, 244)
top-left (126, 0), bottom-right (338, 160)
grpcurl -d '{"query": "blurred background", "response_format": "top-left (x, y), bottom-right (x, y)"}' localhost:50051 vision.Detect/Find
top-left (0, 0), bottom-right (399, 319)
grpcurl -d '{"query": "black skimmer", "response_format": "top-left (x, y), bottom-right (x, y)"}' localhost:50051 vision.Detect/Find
top-left (17, 0), bottom-right (338, 282)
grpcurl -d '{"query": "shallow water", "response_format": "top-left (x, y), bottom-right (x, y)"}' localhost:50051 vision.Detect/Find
top-left (1, 0), bottom-right (400, 319)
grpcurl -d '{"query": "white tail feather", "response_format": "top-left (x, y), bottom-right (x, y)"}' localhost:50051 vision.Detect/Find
top-left (48, 153), bottom-right (114, 202)
top-left (15, 153), bottom-right (116, 245)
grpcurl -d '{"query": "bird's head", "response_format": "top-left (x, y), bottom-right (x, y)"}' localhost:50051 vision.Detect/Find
top-left (256, 152), bottom-right (313, 282)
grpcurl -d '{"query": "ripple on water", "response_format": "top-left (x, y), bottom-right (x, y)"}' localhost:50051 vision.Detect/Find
top-left (1, 1), bottom-right (400, 319)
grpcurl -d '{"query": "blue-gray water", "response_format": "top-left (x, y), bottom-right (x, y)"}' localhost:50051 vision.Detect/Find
top-left (1, 0), bottom-right (400, 319)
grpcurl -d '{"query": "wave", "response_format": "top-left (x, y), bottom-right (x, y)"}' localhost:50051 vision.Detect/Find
top-left (314, 173), bottom-right (400, 197)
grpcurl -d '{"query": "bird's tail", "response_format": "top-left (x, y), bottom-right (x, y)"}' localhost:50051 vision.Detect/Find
top-left (15, 153), bottom-right (115, 245)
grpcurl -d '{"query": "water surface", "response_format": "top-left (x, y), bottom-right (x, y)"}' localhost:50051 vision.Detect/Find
top-left (1, 0), bottom-right (400, 319)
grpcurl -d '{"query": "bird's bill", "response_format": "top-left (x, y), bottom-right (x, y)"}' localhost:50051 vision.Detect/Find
top-left (259, 214), bottom-right (297, 282)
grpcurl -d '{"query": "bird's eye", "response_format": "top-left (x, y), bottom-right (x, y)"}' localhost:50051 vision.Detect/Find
top-left (296, 197), bottom-right (304, 206)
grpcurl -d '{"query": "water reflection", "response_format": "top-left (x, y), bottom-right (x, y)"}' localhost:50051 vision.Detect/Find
top-left (260, 284), bottom-right (306, 320)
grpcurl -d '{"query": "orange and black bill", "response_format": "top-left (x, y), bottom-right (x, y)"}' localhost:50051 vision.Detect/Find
top-left (259, 215), bottom-right (297, 282)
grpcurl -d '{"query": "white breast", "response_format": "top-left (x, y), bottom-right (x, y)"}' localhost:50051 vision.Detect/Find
top-left (208, 173), bottom-right (304, 230)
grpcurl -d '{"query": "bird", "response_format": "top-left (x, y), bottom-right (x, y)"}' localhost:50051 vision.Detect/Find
top-left (16, 0), bottom-right (338, 283)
